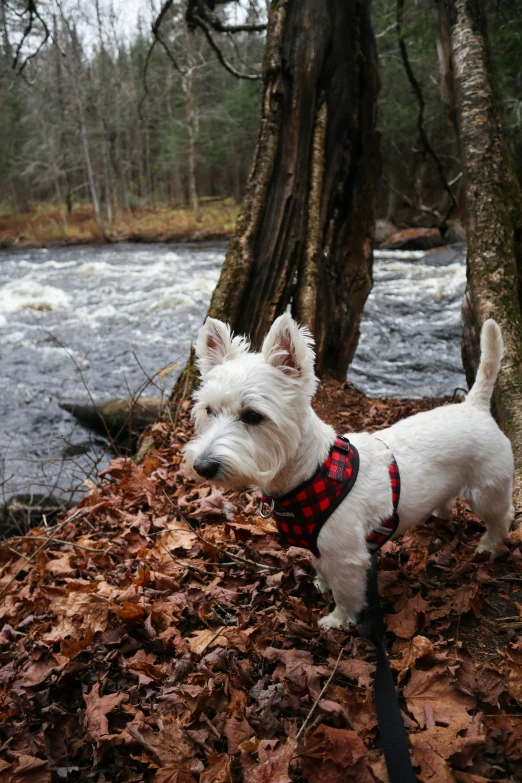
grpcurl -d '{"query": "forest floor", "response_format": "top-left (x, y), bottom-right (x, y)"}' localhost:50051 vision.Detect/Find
top-left (0, 201), bottom-right (238, 249)
top-left (1, 380), bottom-right (522, 782)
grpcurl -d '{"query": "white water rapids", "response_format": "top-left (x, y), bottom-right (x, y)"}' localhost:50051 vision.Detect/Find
top-left (0, 242), bottom-right (466, 500)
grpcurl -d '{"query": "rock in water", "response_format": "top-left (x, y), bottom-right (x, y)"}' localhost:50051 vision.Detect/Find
top-left (59, 397), bottom-right (165, 445)
top-left (381, 227), bottom-right (444, 251)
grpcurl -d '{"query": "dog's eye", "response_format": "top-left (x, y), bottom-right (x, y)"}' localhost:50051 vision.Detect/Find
top-left (206, 406), bottom-right (213, 416)
top-left (241, 409), bottom-right (264, 425)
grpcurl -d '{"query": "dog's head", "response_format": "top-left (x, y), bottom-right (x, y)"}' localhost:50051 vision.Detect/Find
top-left (183, 314), bottom-right (318, 488)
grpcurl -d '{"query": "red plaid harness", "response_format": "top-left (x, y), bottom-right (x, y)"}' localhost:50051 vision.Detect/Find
top-left (260, 436), bottom-right (400, 558)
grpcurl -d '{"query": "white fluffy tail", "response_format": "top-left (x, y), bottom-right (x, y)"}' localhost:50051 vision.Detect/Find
top-left (466, 319), bottom-right (504, 411)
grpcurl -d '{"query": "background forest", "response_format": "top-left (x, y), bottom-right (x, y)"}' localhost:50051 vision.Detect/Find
top-left (0, 0), bottom-right (520, 241)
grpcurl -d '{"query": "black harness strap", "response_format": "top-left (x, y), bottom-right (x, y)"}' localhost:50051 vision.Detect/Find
top-left (361, 553), bottom-right (417, 783)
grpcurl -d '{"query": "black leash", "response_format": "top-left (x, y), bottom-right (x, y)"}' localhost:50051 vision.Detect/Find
top-left (360, 553), bottom-right (416, 783)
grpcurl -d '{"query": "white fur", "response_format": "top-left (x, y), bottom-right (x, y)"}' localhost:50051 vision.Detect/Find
top-left (185, 316), bottom-right (514, 629)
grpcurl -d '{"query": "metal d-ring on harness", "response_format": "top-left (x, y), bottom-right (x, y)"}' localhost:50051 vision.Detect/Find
top-left (259, 498), bottom-right (275, 518)
top-left (260, 436), bottom-right (416, 783)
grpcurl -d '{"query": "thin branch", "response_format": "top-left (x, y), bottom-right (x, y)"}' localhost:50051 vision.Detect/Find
top-left (200, 9), bottom-right (266, 34)
top-left (382, 175), bottom-right (442, 222)
top-left (396, 0), bottom-right (457, 223)
top-left (0, 508), bottom-right (87, 600)
top-left (296, 645), bottom-right (345, 741)
top-left (192, 13), bottom-right (261, 80)
top-left (10, 0), bottom-right (50, 74)
top-left (9, 536), bottom-right (107, 553)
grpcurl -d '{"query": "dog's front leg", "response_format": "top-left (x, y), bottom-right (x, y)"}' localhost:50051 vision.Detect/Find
top-left (317, 558), bottom-right (368, 630)
top-left (311, 554), bottom-right (331, 594)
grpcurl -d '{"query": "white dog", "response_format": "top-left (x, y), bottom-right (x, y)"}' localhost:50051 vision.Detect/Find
top-left (184, 315), bottom-right (514, 630)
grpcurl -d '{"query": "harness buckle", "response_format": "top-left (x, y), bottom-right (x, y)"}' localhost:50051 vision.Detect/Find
top-left (335, 437), bottom-right (351, 452)
top-left (259, 498), bottom-right (275, 519)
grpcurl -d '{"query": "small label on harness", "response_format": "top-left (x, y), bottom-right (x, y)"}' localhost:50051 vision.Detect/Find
top-left (328, 465), bottom-right (344, 482)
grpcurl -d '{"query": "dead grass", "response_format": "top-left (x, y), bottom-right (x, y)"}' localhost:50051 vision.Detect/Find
top-left (0, 199), bottom-right (239, 249)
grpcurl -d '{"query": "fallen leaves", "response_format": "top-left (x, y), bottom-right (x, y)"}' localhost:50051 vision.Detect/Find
top-left (299, 725), bottom-right (371, 782)
top-left (403, 663), bottom-right (474, 729)
top-left (0, 387), bottom-right (520, 782)
top-left (84, 683), bottom-right (129, 743)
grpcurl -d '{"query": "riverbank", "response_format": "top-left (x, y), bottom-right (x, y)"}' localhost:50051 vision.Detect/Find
top-left (0, 200), bottom-right (238, 249)
top-left (0, 381), bottom-right (520, 781)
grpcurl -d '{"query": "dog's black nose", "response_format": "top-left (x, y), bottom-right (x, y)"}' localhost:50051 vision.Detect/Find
top-left (193, 457), bottom-right (221, 479)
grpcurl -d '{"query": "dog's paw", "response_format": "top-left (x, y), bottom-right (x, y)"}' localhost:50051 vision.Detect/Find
top-left (318, 609), bottom-right (357, 631)
top-left (475, 535), bottom-right (499, 560)
top-left (313, 575), bottom-right (331, 594)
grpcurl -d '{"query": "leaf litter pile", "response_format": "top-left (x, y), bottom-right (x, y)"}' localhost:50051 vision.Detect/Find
top-left (1, 380), bottom-right (522, 783)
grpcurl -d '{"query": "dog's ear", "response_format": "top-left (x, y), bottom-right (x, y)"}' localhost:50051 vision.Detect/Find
top-left (262, 314), bottom-right (317, 392)
top-left (196, 317), bottom-right (249, 378)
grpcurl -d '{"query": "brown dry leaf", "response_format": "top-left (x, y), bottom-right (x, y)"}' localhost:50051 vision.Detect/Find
top-left (142, 454), bottom-right (162, 476)
top-left (403, 663), bottom-right (474, 729)
top-left (254, 515), bottom-right (279, 534)
top-left (386, 593), bottom-right (429, 639)
top-left (484, 715), bottom-right (522, 761)
top-left (367, 756), bottom-right (389, 783)
top-left (501, 640), bottom-right (522, 705)
top-left (225, 522), bottom-right (265, 541)
top-left (44, 552), bottom-right (76, 578)
top-left (132, 713), bottom-right (195, 767)
top-left (125, 649), bottom-right (166, 685)
top-left (299, 725), bottom-right (372, 783)
top-left (329, 685), bottom-right (376, 735)
top-left (154, 769), bottom-right (197, 783)
top-left (2, 753), bottom-right (50, 783)
top-left (410, 723), bottom-right (483, 783)
top-left (428, 583), bottom-right (482, 621)
top-left (261, 647), bottom-right (324, 698)
top-left (241, 735), bottom-right (297, 783)
top-left (42, 585), bottom-right (112, 642)
top-left (190, 488), bottom-right (237, 521)
top-left (84, 683), bottom-right (129, 743)
top-left (336, 659), bottom-right (375, 689)
top-left (224, 716), bottom-right (255, 755)
top-left (154, 527), bottom-right (198, 557)
top-left (111, 601), bottom-right (148, 623)
top-left (60, 627), bottom-right (94, 659)
top-left (187, 627), bottom-right (227, 655)
top-left (200, 753), bottom-right (233, 783)
top-left (392, 635), bottom-right (433, 682)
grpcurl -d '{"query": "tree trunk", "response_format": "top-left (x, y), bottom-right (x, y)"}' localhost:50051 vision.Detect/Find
top-left (439, 0), bottom-right (522, 515)
top-left (182, 73), bottom-right (200, 218)
top-left (64, 25), bottom-right (107, 239)
top-left (199, 0), bottom-right (379, 379)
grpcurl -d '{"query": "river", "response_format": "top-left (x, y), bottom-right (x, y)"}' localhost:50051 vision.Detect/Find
top-left (0, 241), bottom-right (466, 500)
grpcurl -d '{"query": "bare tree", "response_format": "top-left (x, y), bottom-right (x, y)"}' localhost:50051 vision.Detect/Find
top-left (172, 0), bottom-right (379, 396)
top-left (439, 0), bottom-right (522, 515)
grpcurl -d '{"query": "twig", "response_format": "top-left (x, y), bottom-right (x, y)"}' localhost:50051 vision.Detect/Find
top-left (198, 625), bottom-right (228, 656)
top-left (6, 546), bottom-right (32, 563)
top-left (192, 13), bottom-right (261, 80)
top-left (162, 490), bottom-right (278, 572)
top-left (0, 509), bottom-right (85, 600)
top-left (396, 0), bottom-right (457, 222)
top-left (9, 536), bottom-right (107, 553)
top-left (296, 645), bottom-right (345, 741)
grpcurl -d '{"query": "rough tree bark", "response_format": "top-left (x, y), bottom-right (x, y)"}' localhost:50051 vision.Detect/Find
top-left (439, 0), bottom-right (522, 514)
top-left (184, 0), bottom-right (380, 382)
